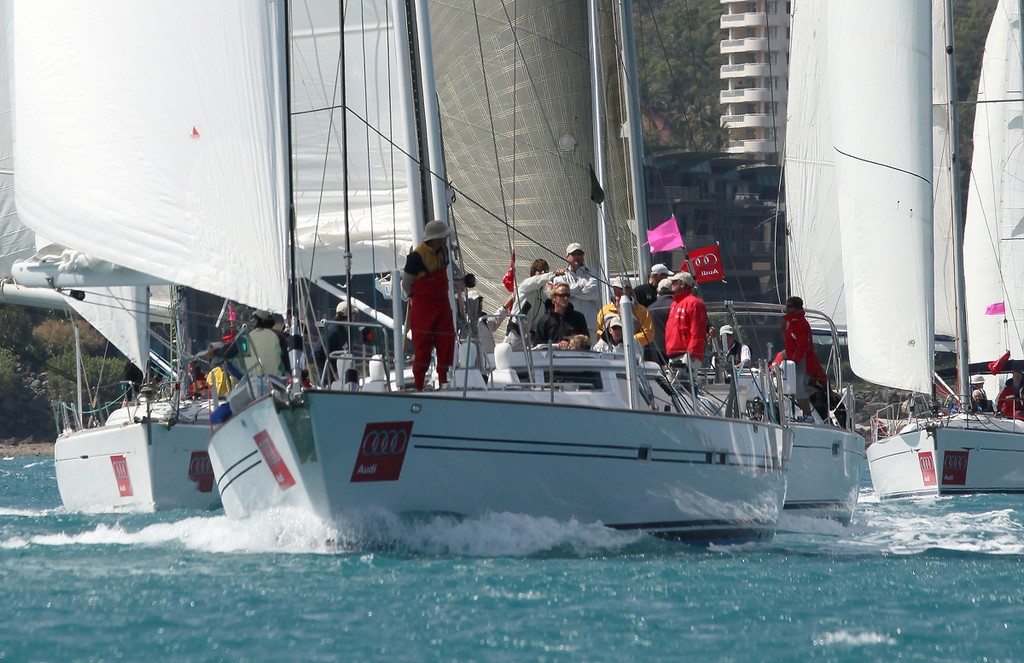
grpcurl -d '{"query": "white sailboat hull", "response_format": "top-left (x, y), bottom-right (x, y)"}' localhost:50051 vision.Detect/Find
top-left (54, 402), bottom-right (219, 512)
top-left (210, 391), bottom-right (792, 544)
top-left (867, 415), bottom-right (1024, 499)
top-left (785, 424), bottom-right (864, 524)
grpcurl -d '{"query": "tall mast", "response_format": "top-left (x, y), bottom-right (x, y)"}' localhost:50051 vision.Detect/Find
top-left (942, 0), bottom-right (971, 406)
top-left (617, 0), bottom-right (651, 277)
top-left (587, 0), bottom-right (612, 289)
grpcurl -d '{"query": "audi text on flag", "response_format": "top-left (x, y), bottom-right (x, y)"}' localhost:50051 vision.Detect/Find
top-left (685, 245), bottom-right (724, 283)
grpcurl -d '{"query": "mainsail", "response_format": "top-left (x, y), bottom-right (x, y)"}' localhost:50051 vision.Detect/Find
top-left (964, 0), bottom-right (1024, 363)
top-left (827, 0), bottom-right (935, 393)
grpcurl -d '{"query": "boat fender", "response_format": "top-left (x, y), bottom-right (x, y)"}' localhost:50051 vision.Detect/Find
top-left (210, 403), bottom-right (233, 426)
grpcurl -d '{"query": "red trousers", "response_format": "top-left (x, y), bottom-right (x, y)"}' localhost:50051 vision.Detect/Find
top-left (410, 297), bottom-right (455, 389)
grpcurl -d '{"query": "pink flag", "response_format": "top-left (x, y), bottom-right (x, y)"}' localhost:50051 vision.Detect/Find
top-left (985, 302), bottom-right (1006, 315)
top-left (646, 215), bottom-right (684, 253)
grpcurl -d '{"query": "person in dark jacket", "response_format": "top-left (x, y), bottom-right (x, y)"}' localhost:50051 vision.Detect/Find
top-left (632, 263), bottom-right (673, 308)
top-left (531, 283), bottom-right (589, 348)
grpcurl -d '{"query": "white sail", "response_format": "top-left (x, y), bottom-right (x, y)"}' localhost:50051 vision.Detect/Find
top-left (13, 1), bottom-right (290, 312)
top-left (827, 0), bottom-right (935, 393)
top-left (964, 0), bottom-right (1024, 364)
top-left (784, 0), bottom-right (845, 327)
top-left (0, 0), bottom-right (30, 275)
top-left (931, 0), bottom-right (959, 339)
top-left (290, 0), bottom-right (422, 280)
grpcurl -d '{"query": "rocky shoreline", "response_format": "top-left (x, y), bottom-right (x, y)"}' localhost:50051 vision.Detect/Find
top-left (0, 437), bottom-right (54, 457)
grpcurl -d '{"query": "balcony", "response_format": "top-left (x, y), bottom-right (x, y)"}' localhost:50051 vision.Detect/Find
top-left (720, 12), bottom-right (789, 29)
top-left (720, 113), bottom-right (780, 129)
top-left (720, 87), bottom-right (775, 104)
top-left (725, 138), bottom-right (782, 155)
top-left (721, 37), bottom-right (768, 54)
top-left (720, 62), bottom-right (772, 78)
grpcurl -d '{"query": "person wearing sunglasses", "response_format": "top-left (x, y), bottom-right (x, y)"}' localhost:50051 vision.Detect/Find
top-left (531, 284), bottom-right (590, 348)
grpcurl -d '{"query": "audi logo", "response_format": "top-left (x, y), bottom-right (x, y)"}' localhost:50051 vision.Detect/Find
top-left (944, 455), bottom-right (968, 471)
top-left (692, 253), bottom-right (719, 267)
top-left (919, 456), bottom-right (934, 472)
top-left (361, 428), bottom-right (409, 456)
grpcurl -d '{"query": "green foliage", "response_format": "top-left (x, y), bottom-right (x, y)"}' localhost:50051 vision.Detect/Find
top-left (0, 308), bottom-right (34, 350)
top-left (33, 318), bottom-right (108, 359)
top-left (0, 347), bottom-right (17, 400)
top-left (46, 350), bottom-right (126, 410)
top-left (635, 0), bottom-right (729, 150)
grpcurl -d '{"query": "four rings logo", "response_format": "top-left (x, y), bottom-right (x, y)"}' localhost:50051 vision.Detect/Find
top-left (691, 253), bottom-right (719, 268)
top-left (188, 451), bottom-right (215, 493)
top-left (918, 451), bottom-right (937, 486)
top-left (351, 421), bottom-right (414, 483)
top-left (941, 450), bottom-right (969, 486)
top-left (110, 455), bottom-right (134, 497)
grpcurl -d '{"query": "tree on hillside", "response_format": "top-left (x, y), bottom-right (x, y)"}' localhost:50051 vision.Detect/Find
top-left (635, 0), bottom-right (728, 150)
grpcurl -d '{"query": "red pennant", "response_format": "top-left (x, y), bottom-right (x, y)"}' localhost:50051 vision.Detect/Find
top-left (502, 252), bottom-right (516, 292)
top-left (685, 245), bottom-right (724, 283)
top-left (989, 350), bottom-right (1011, 375)
top-left (191, 126), bottom-right (200, 138)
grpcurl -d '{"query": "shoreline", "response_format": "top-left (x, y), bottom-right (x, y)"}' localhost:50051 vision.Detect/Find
top-left (0, 440), bottom-right (54, 458)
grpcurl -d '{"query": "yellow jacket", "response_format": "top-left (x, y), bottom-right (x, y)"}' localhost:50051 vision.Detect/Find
top-left (596, 301), bottom-right (655, 346)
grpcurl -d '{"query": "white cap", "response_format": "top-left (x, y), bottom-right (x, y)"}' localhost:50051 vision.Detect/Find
top-left (335, 298), bottom-right (352, 315)
top-left (422, 219), bottom-right (450, 242)
top-left (605, 314), bottom-right (622, 329)
top-left (650, 263), bottom-right (673, 276)
top-left (252, 309), bottom-right (272, 321)
top-left (971, 375), bottom-right (985, 385)
top-left (671, 271), bottom-right (696, 287)
top-left (565, 242), bottom-right (583, 255)
top-left (719, 325), bottom-right (734, 337)
top-left (656, 279), bottom-right (673, 294)
top-left (612, 276), bottom-right (631, 290)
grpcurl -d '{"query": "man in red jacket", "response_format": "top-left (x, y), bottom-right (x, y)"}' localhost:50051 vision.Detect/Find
top-left (401, 220), bottom-right (456, 390)
top-left (783, 296), bottom-right (816, 420)
top-left (665, 271), bottom-right (708, 372)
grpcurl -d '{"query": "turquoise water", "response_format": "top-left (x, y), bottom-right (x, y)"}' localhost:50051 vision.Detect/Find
top-left (2, 457), bottom-right (1023, 661)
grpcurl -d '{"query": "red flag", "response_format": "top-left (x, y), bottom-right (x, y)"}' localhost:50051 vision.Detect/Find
top-left (502, 252), bottom-right (516, 292)
top-left (686, 245), bottom-right (724, 283)
top-left (989, 350), bottom-right (1011, 374)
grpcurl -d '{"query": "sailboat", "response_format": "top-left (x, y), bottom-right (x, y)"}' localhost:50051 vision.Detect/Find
top-left (7, 1), bottom-right (294, 511)
top-left (199, 0), bottom-right (793, 544)
top-left (728, 0), bottom-right (863, 525)
top-left (857, 0), bottom-right (1024, 499)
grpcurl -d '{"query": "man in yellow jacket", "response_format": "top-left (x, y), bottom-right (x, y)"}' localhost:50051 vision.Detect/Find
top-left (595, 276), bottom-right (655, 349)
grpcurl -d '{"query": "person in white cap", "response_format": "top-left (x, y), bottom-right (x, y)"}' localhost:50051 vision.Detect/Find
top-left (633, 263), bottom-right (674, 308)
top-left (718, 324), bottom-right (751, 372)
top-left (312, 298), bottom-right (360, 384)
top-left (970, 374), bottom-right (990, 413)
top-left (401, 219), bottom-right (456, 390)
top-left (665, 271), bottom-right (708, 372)
top-left (595, 276), bottom-right (655, 350)
top-left (551, 242), bottom-right (600, 341)
top-left (593, 314), bottom-right (627, 354)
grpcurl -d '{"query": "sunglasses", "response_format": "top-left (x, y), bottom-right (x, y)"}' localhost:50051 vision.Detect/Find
top-left (552, 292), bottom-right (570, 298)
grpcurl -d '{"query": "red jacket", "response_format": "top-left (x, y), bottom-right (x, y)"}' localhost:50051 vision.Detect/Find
top-left (783, 310), bottom-right (812, 365)
top-left (665, 292), bottom-right (708, 359)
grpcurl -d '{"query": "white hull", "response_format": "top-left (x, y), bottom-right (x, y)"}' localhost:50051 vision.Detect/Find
top-left (785, 423), bottom-right (864, 524)
top-left (54, 401), bottom-right (219, 512)
top-left (867, 414), bottom-right (1024, 499)
top-left (210, 391), bottom-right (792, 545)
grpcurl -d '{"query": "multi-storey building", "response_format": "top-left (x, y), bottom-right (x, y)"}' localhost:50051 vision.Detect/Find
top-left (719, 0), bottom-right (790, 164)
